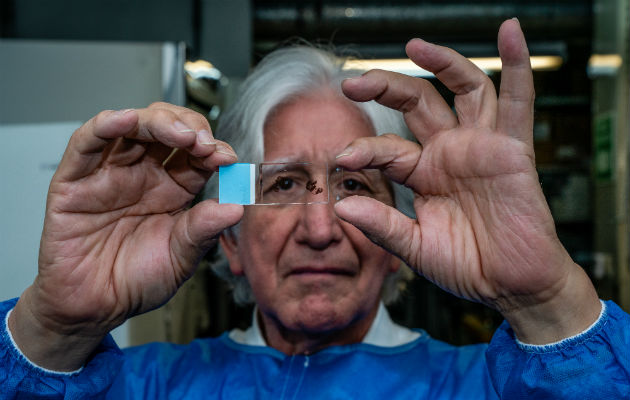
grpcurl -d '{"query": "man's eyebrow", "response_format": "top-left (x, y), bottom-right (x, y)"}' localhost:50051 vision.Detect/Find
top-left (258, 161), bottom-right (311, 178)
top-left (264, 155), bottom-right (302, 164)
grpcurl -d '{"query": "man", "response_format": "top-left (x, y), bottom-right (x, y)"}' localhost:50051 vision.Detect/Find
top-left (1, 19), bottom-right (628, 399)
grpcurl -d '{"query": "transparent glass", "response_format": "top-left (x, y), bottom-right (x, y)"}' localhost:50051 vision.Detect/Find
top-left (256, 162), bottom-right (329, 205)
top-left (329, 167), bottom-right (394, 205)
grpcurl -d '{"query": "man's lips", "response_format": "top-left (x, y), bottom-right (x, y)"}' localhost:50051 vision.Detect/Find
top-left (285, 266), bottom-right (356, 277)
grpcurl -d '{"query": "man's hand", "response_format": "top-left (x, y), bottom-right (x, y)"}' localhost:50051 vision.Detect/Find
top-left (335, 19), bottom-right (601, 343)
top-left (9, 103), bottom-right (243, 370)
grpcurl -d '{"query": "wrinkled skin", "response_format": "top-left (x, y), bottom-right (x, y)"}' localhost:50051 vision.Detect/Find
top-left (334, 19), bottom-right (600, 341)
top-left (11, 103), bottom-right (243, 370)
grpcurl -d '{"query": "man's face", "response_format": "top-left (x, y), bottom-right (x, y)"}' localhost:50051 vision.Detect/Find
top-left (221, 90), bottom-right (399, 347)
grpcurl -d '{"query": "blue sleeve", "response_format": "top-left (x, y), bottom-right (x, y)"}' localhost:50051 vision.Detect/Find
top-left (0, 298), bottom-right (125, 399)
top-left (486, 300), bottom-right (630, 399)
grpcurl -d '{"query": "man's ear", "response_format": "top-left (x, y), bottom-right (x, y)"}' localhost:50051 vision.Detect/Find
top-left (219, 230), bottom-right (244, 276)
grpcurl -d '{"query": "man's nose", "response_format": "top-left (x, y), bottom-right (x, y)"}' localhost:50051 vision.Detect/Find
top-left (295, 202), bottom-right (343, 249)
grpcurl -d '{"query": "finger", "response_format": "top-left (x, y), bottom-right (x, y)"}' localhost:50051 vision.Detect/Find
top-left (342, 69), bottom-right (457, 143)
top-left (405, 38), bottom-right (498, 128)
top-left (496, 18), bottom-right (535, 145)
top-left (141, 128), bottom-right (220, 168)
top-left (133, 105), bottom-right (200, 148)
top-left (335, 134), bottom-right (422, 188)
top-left (164, 140), bottom-right (238, 195)
top-left (170, 200), bottom-right (244, 278)
top-left (103, 137), bottom-right (149, 167)
top-left (159, 105), bottom-right (220, 159)
top-left (55, 110), bottom-right (136, 181)
top-left (141, 128), bottom-right (217, 169)
top-left (334, 195), bottom-right (419, 265)
top-left (104, 104), bottom-right (216, 167)
top-left (193, 140), bottom-right (239, 171)
top-left (56, 108), bottom-right (196, 182)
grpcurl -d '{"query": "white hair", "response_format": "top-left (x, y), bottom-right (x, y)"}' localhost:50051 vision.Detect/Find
top-left (207, 45), bottom-right (416, 306)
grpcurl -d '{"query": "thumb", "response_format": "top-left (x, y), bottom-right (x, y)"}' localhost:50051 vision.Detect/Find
top-left (334, 196), bottom-right (419, 264)
top-left (171, 200), bottom-right (244, 276)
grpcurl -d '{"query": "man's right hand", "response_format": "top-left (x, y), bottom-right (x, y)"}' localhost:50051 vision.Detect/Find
top-left (336, 20), bottom-right (601, 344)
top-left (8, 103), bottom-right (244, 371)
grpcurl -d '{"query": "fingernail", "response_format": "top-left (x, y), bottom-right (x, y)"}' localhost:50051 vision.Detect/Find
top-left (335, 149), bottom-right (353, 159)
top-left (511, 17), bottom-right (520, 24)
top-left (174, 120), bottom-right (195, 133)
top-left (215, 143), bottom-right (237, 159)
top-left (216, 150), bottom-right (237, 159)
top-left (114, 108), bottom-right (135, 116)
top-left (198, 129), bottom-right (216, 145)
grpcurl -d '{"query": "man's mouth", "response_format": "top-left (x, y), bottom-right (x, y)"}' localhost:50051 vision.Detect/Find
top-left (287, 267), bottom-right (355, 277)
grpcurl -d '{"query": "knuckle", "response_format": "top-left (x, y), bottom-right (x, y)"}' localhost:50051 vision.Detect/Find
top-left (180, 109), bottom-right (199, 118)
top-left (362, 68), bottom-right (385, 78)
top-left (381, 133), bottom-right (403, 143)
top-left (92, 109), bottom-right (113, 126)
top-left (148, 101), bottom-right (170, 110)
top-left (85, 110), bottom-right (117, 137)
top-left (153, 107), bottom-right (176, 122)
top-left (181, 109), bottom-right (209, 127)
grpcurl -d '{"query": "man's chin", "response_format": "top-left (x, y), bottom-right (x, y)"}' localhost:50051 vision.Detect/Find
top-left (289, 297), bottom-right (354, 333)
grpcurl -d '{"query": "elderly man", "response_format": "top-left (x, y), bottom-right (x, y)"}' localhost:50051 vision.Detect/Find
top-left (2, 19), bottom-right (628, 399)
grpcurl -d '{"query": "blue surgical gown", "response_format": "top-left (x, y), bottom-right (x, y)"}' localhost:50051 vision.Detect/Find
top-left (1, 298), bottom-right (628, 399)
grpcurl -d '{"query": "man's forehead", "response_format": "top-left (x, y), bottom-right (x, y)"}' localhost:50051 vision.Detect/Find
top-left (262, 94), bottom-right (376, 165)
top-left (264, 151), bottom-right (341, 167)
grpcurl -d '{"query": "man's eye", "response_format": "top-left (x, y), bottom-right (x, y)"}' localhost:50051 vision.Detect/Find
top-left (343, 178), bottom-right (366, 192)
top-left (271, 176), bottom-right (294, 191)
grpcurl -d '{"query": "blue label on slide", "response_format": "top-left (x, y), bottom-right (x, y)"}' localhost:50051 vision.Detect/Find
top-left (219, 163), bottom-right (255, 205)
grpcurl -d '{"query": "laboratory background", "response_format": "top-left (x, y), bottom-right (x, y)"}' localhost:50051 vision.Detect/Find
top-left (0, 0), bottom-right (628, 349)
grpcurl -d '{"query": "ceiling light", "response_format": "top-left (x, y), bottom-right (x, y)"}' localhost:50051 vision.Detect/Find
top-left (343, 55), bottom-right (564, 77)
top-left (587, 54), bottom-right (623, 77)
